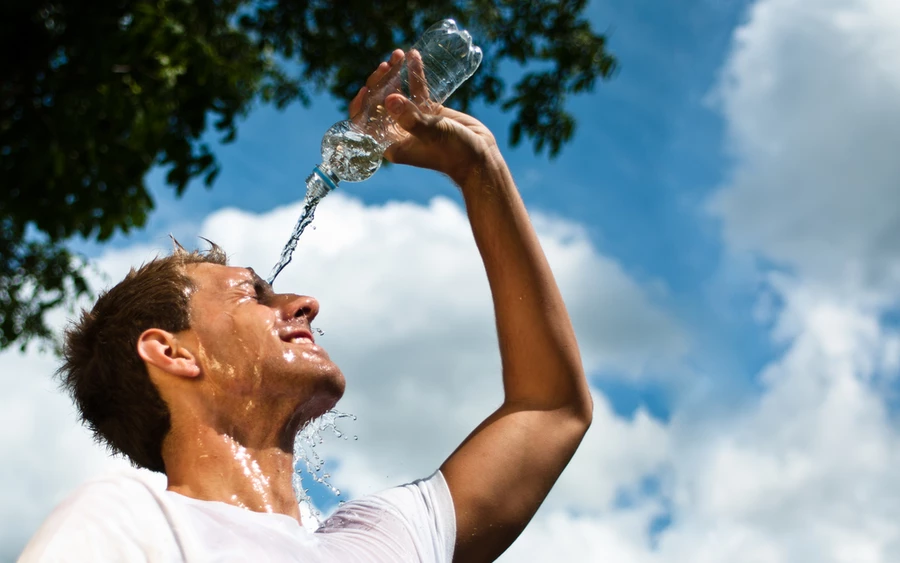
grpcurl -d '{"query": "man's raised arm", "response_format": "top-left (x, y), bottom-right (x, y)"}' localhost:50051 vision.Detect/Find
top-left (360, 65), bottom-right (592, 561)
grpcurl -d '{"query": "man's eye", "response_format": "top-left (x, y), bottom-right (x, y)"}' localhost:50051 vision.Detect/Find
top-left (254, 282), bottom-right (271, 302)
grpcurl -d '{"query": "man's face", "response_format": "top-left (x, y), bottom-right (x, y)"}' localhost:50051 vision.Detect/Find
top-left (180, 263), bottom-right (345, 416)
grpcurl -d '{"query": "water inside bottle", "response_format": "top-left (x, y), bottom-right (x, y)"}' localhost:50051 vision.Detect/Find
top-left (322, 121), bottom-right (384, 182)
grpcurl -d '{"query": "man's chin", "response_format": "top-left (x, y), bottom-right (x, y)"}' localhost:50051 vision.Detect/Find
top-left (297, 371), bottom-right (346, 421)
top-left (280, 385), bottom-right (344, 450)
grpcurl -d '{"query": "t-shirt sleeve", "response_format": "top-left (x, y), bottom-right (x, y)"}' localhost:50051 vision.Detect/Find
top-left (18, 472), bottom-right (183, 563)
top-left (316, 470), bottom-right (457, 563)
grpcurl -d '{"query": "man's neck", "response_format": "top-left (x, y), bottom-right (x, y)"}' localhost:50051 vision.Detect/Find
top-left (163, 423), bottom-right (301, 522)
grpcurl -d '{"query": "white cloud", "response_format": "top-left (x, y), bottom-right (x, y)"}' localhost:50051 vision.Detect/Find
top-left (658, 284), bottom-right (900, 563)
top-left (708, 0), bottom-right (900, 299)
top-left (499, 506), bottom-right (657, 563)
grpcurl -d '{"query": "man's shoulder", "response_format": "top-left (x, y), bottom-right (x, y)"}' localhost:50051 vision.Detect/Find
top-left (73, 467), bottom-right (165, 497)
top-left (51, 468), bottom-right (167, 520)
top-left (19, 469), bottom-right (177, 562)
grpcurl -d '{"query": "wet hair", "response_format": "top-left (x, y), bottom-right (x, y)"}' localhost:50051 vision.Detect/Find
top-left (57, 239), bottom-right (227, 473)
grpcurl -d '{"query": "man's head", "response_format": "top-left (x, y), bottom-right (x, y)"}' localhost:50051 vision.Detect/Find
top-left (58, 242), bottom-right (343, 473)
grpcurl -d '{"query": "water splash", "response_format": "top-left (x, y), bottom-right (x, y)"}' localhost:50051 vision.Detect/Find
top-left (292, 409), bottom-right (358, 524)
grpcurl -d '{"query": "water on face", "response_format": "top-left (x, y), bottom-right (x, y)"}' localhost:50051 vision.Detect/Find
top-left (292, 409), bottom-right (359, 524)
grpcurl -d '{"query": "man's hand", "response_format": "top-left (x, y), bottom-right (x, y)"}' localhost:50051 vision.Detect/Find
top-left (352, 51), bottom-right (592, 563)
top-left (348, 49), bottom-right (498, 186)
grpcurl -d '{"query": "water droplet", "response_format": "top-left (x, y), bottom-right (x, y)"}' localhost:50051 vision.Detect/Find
top-left (353, 435), bottom-right (358, 441)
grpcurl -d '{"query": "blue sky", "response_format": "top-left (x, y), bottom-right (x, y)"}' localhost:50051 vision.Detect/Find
top-left (10, 0), bottom-right (900, 560)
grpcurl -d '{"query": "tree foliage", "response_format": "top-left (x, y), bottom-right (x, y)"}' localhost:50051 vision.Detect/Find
top-left (0, 0), bottom-right (617, 349)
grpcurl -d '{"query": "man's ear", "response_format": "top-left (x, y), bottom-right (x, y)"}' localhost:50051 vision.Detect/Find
top-left (137, 329), bottom-right (201, 378)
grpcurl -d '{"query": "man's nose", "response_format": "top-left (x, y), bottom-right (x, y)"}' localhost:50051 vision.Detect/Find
top-left (279, 294), bottom-right (319, 322)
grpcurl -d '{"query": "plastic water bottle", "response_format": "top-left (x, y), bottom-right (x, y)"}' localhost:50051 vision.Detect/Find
top-left (307, 19), bottom-right (483, 198)
top-left (267, 20), bottom-right (481, 284)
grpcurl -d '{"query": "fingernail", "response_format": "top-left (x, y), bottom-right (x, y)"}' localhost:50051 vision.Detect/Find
top-left (386, 98), bottom-right (403, 114)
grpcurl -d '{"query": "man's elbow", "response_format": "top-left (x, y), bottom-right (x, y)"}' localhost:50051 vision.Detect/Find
top-left (559, 380), bottom-right (593, 434)
top-left (572, 390), bottom-right (593, 431)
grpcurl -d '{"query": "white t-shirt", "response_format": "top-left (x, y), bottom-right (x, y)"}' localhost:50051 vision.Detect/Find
top-left (19, 470), bottom-right (456, 562)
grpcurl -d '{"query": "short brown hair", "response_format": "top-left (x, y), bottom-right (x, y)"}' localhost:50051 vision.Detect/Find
top-left (58, 241), bottom-right (227, 473)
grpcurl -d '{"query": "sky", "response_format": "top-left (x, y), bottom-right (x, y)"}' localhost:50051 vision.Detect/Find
top-left (5, 0), bottom-right (900, 560)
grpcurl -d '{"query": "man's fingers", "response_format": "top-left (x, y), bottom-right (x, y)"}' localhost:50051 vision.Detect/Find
top-left (348, 86), bottom-right (367, 117)
top-left (352, 49), bottom-right (406, 117)
top-left (406, 49), bottom-right (430, 104)
top-left (365, 49), bottom-right (404, 90)
top-left (366, 62), bottom-right (390, 90)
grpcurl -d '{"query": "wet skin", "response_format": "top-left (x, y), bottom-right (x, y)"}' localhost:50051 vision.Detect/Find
top-left (137, 263), bottom-right (344, 519)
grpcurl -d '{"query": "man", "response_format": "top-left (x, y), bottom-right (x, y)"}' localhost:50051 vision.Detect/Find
top-left (21, 49), bottom-right (592, 562)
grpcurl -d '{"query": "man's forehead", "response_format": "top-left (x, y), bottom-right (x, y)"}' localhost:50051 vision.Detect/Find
top-left (186, 263), bottom-right (260, 290)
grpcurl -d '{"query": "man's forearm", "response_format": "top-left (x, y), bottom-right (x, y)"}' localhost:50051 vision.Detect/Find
top-left (453, 150), bottom-right (591, 420)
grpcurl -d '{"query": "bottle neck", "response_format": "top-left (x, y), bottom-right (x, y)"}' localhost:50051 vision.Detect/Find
top-left (307, 164), bottom-right (340, 200)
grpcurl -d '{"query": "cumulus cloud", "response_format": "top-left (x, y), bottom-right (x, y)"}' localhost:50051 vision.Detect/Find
top-left (708, 0), bottom-right (900, 299)
top-left (657, 283), bottom-right (900, 562)
top-left (1, 193), bottom-right (682, 558)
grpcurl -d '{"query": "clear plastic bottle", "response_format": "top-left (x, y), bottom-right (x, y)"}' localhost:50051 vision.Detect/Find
top-left (307, 19), bottom-right (483, 197)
